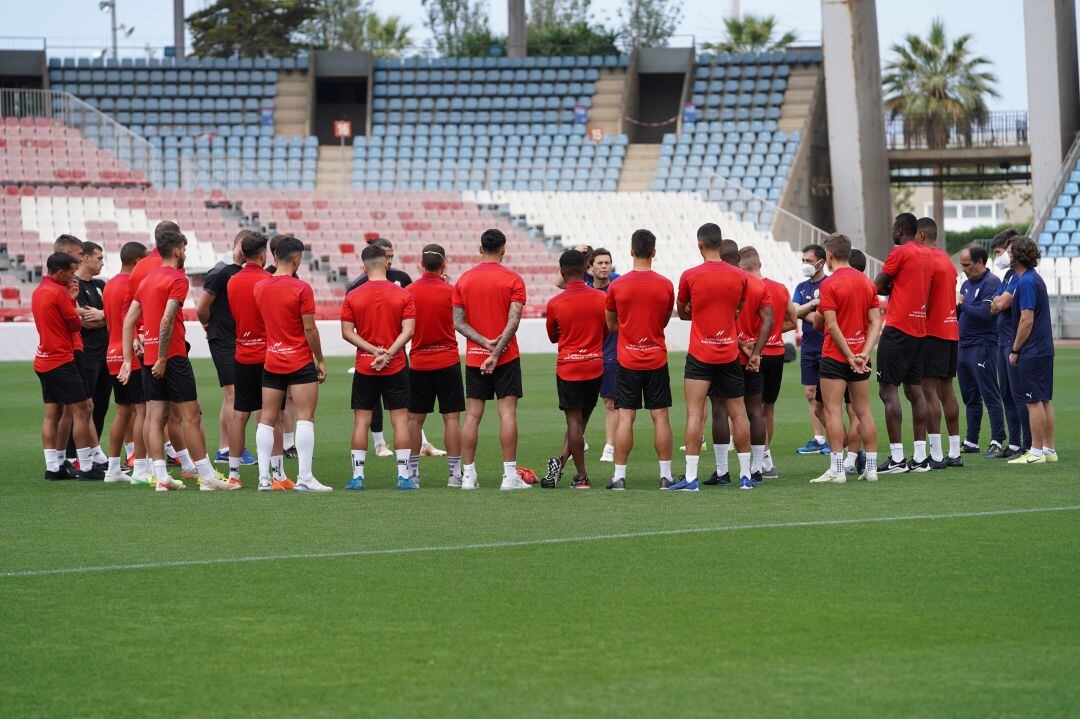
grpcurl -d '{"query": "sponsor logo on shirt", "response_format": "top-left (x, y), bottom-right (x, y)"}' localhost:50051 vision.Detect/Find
top-left (267, 340), bottom-right (298, 357)
top-left (564, 348), bottom-right (601, 362)
top-left (625, 337), bottom-right (661, 353)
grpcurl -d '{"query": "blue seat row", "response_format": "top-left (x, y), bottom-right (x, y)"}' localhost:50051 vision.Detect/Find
top-left (51, 55), bottom-right (308, 70)
top-left (694, 64), bottom-right (791, 80)
top-left (375, 68), bottom-right (601, 83)
top-left (696, 49), bottom-right (823, 65)
top-left (50, 69), bottom-right (278, 84)
top-left (373, 55), bottom-right (628, 69)
top-left (374, 84), bottom-right (595, 100)
top-left (373, 110), bottom-right (581, 125)
top-left (54, 83), bottom-right (275, 99)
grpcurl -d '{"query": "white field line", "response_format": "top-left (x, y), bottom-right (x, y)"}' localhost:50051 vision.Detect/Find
top-left (4, 505), bottom-right (1079, 579)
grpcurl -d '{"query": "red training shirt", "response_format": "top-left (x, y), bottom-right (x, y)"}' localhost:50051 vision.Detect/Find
top-left (818, 267), bottom-right (880, 363)
top-left (253, 275), bottom-right (316, 374)
top-left (103, 273), bottom-right (140, 375)
top-left (734, 272), bottom-right (774, 366)
top-left (881, 241), bottom-right (931, 337)
top-left (32, 276), bottom-right (82, 373)
top-left (452, 262), bottom-right (527, 368)
top-left (136, 265), bottom-right (189, 365)
top-left (677, 262), bottom-right (749, 364)
top-left (925, 246), bottom-right (959, 341)
top-left (124, 247), bottom-right (161, 314)
top-left (545, 279), bottom-right (607, 381)
top-left (406, 272), bottom-right (460, 371)
top-left (228, 263), bottom-right (272, 364)
top-left (762, 277), bottom-right (790, 357)
top-left (606, 270), bottom-right (675, 370)
top-left (341, 280), bottom-right (416, 376)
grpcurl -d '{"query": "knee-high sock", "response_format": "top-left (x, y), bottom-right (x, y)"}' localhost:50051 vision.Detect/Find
top-left (256, 423), bottom-right (274, 479)
top-left (296, 420), bottom-right (315, 480)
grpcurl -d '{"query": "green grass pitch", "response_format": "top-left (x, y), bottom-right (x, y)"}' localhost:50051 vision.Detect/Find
top-left (2, 350), bottom-right (1078, 717)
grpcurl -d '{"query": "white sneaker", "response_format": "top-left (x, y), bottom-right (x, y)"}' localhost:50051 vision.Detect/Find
top-left (295, 476), bottom-right (333, 493)
top-left (678, 442), bottom-right (709, 452)
top-left (104, 470), bottom-right (132, 484)
top-left (155, 477), bottom-right (185, 492)
top-left (130, 473), bottom-right (153, 486)
top-left (858, 470), bottom-right (878, 482)
top-left (447, 474), bottom-right (463, 488)
top-left (199, 473), bottom-right (241, 491)
top-left (374, 443), bottom-right (393, 458)
top-left (810, 470), bottom-right (845, 484)
top-left (421, 442), bottom-right (447, 457)
top-left (584, 442), bottom-right (590, 452)
top-left (460, 474), bottom-right (478, 490)
top-left (258, 477), bottom-right (273, 492)
top-left (600, 447), bottom-right (615, 463)
top-left (500, 474), bottom-right (532, 491)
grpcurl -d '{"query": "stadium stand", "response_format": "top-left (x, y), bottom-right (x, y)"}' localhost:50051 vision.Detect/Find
top-left (0, 117), bottom-right (146, 186)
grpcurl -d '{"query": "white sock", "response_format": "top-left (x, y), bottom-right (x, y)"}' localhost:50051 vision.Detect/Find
top-left (762, 448), bottom-right (774, 471)
top-left (714, 444), bottom-right (728, 475)
top-left (177, 448), bottom-right (196, 472)
top-left (296, 420), bottom-right (315, 481)
top-left (814, 434), bottom-right (826, 445)
top-left (218, 445), bottom-right (229, 456)
top-left (107, 457), bottom-right (121, 474)
top-left (964, 439), bottom-right (979, 449)
top-left (603, 443), bottom-right (614, 455)
top-left (1044, 447), bottom-right (1056, 456)
top-left (76, 446), bottom-right (93, 470)
top-left (283, 431), bottom-right (295, 450)
top-left (152, 459), bottom-right (168, 482)
top-left (831, 452), bottom-right (844, 475)
top-left (91, 445), bottom-right (108, 464)
top-left (614, 464), bottom-right (627, 480)
top-left (271, 455), bottom-right (285, 479)
top-left (228, 456), bottom-right (241, 475)
top-left (133, 458), bottom-right (150, 477)
top-left (124, 441), bottom-right (135, 457)
top-left (44, 449), bottom-right (60, 472)
top-left (164, 441), bottom-right (178, 459)
top-left (503, 460), bottom-right (517, 480)
top-left (659, 460), bottom-right (672, 480)
top-left (256, 423), bottom-right (274, 480)
top-left (948, 435), bottom-right (961, 459)
top-left (750, 444), bottom-right (764, 474)
top-left (448, 455), bottom-right (462, 478)
top-left (843, 452), bottom-right (856, 471)
top-left (351, 449), bottom-right (366, 477)
top-left (1029, 447), bottom-right (1044, 457)
top-left (1008, 444), bottom-right (1020, 451)
top-left (890, 442), bottom-right (905, 463)
top-left (194, 457), bottom-right (215, 481)
top-left (408, 454), bottom-right (420, 480)
top-left (684, 454), bottom-right (699, 481)
top-left (737, 452), bottom-right (751, 479)
top-left (397, 449), bottom-right (411, 479)
top-left (913, 440), bottom-right (927, 463)
top-left (373, 431), bottom-right (386, 445)
top-left (928, 434), bottom-right (943, 462)
top-left (463, 463), bottom-right (477, 479)
top-left (865, 452), bottom-right (878, 473)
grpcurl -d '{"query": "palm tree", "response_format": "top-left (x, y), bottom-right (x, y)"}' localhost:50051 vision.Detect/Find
top-left (360, 13), bottom-right (414, 58)
top-left (883, 17), bottom-right (999, 230)
top-left (703, 14), bottom-right (797, 54)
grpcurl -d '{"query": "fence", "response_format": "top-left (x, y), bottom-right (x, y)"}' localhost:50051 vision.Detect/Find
top-left (884, 110), bottom-right (1029, 150)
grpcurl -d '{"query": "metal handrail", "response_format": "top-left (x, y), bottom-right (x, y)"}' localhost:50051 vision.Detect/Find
top-left (884, 110), bottom-right (1029, 150)
top-left (1029, 129), bottom-right (1080, 239)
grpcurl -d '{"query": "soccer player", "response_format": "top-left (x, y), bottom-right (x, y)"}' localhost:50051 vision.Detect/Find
top-left (874, 212), bottom-right (932, 473)
top-left (988, 229), bottom-right (1030, 457)
top-left (811, 233), bottom-right (882, 483)
top-left (589, 248), bottom-right (621, 464)
top-left (72, 241), bottom-right (111, 457)
top-left (252, 235), bottom-right (330, 492)
top-left (792, 244), bottom-right (830, 455)
top-left (103, 241), bottom-right (151, 484)
top-left (266, 233), bottom-right (299, 459)
top-left (341, 243), bottom-right (417, 490)
top-left (34, 252), bottom-right (103, 481)
top-left (605, 229), bottom-right (675, 490)
top-left (405, 244), bottom-right (466, 488)
top-left (544, 249), bottom-right (607, 489)
top-left (120, 230), bottom-right (236, 492)
top-left (739, 246), bottom-right (792, 479)
top-left (1005, 237), bottom-right (1057, 464)
top-left (915, 217), bottom-right (963, 469)
top-left (685, 233), bottom-right (757, 491)
top-left (956, 243), bottom-right (1005, 456)
top-left (452, 228), bottom-right (530, 491)
top-left (196, 229), bottom-right (250, 465)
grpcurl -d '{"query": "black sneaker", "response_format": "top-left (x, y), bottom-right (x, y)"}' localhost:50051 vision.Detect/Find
top-left (907, 458), bottom-right (931, 473)
top-left (571, 476), bottom-right (591, 489)
top-left (962, 444), bottom-right (981, 454)
top-left (92, 461), bottom-right (109, 474)
top-left (283, 447), bottom-right (298, 459)
top-left (878, 457), bottom-right (909, 474)
top-left (44, 463), bottom-right (77, 481)
top-left (946, 456), bottom-right (963, 468)
top-left (703, 471), bottom-right (731, 485)
top-left (541, 456), bottom-right (563, 489)
top-left (606, 476), bottom-right (626, 490)
top-left (856, 450), bottom-right (867, 475)
top-left (928, 458), bottom-right (948, 470)
top-left (659, 476), bottom-right (677, 489)
top-left (76, 465), bottom-right (105, 481)
top-left (751, 470), bottom-right (762, 484)
top-left (982, 443), bottom-right (1002, 458)
top-left (997, 446), bottom-right (1022, 459)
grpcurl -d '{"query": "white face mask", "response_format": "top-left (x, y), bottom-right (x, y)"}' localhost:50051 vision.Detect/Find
top-left (994, 252), bottom-right (1010, 270)
top-left (801, 262), bottom-right (818, 278)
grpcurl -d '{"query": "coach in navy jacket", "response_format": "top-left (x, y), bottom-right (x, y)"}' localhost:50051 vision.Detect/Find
top-left (956, 244), bottom-right (1006, 453)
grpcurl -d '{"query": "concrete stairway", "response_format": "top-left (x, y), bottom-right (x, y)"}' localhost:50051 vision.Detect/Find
top-left (778, 66), bottom-right (821, 134)
top-left (587, 68), bottom-right (626, 139)
top-left (274, 71), bottom-right (311, 137)
top-left (315, 145), bottom-right (352, 191)
top-left (616, 144), bottom-right (661, 191)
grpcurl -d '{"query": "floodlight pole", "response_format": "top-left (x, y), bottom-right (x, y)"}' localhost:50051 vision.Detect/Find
top-left (174, 0), bottom-right (186, 59)
top-left (109, 1), bottom-right (118, 59)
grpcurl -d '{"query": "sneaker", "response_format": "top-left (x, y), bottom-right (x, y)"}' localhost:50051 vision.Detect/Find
top-left (981, 442), bottom-right (1002, 458)
top-left (199, 471), bottom-right (241, 491)
top-left (227, 474), bottom-right (244, 488)
top-left (962, 443), bottom-right (981, 454)
top-left (272, 477), bottom-right (295, 491)
top-left (129, 474), bottom-right (153, 486)
top-left (104, 470), bottom-right (132, 484)
top-left (258, 477), bottom-right (273, 491)
top-left (1008, 451), bottom-right (1046, 465)
top-left (810, 469), bottom-right (845, 484)
top-left (76, 466), bottom-right (105, 481)
top-left (907, 458), bottom-right (931, 473)
top-left (928, 458), bottom-right (948, 470)
top-left (166, 455), bottom-right (181, 467)
top-left (420, 442), bottom-right (446, 457)
top-left (500, 474), bottom-right (532, 491)
top-left (295, 476), bottom-right (333, 492)
top-left (240, 448), bottom-right (257, 465)
top-left (858, 470), bottom-right (878, 482)
top-left (1044, 451), bottom-right (1059, 463)
top-left (738, 476), bottom-right (755, 489)
top-left (659, 476), bottom-right (677, 490)
top-left (92, 460), bottom-right (109, 474)
top-left (945, 457), bottom-right (963, 468)
top-left (124, 451), bottom-right (135, 469)
top-left (374, 443), bottom-right (393, 458)
top-left (761, 466), bottom-right (779, 479)
top-left (666, 476), bottom-right (700, 492)
top-left (678, 441), bottom-right (708, 452)
top-left (345, 477), bottom-right (365, 491)
top-left (878, 458), bottom-right (909, 474)
top-left (703, 471), bottom-right (731, 486)
top-left (795, 438), bottom-right (826, 455)
top-left (214, 449), bottom-right (229, 464)
top-left (996, 445), bottom-right (1022, 459)
top-left (461, 475), bottom-right (478, 490)
top-left (397, 477), bottom-right (419, 490)
top-left (751, 471), bottom-right (762, 484)
top-left (606, 476), bottom-right (626, 490)
top-left (44, 463), bottom-right (77, 481)
top-left (283, 446), bottom-right (298, 459)
top-left (180, 469), bottom-right (198, 481)
top-left (600, 447), bottom-right (615, 463)
top-left (155, 477), bottom-right (185, 492)
top-left (448, 474), bottom-right (463, 488)
top-left (571, 476), bottom-right (591, 489)
top-left (584, 442), bottom-right (590, 452)
top-left (542, 456), bottom-right (563, 489)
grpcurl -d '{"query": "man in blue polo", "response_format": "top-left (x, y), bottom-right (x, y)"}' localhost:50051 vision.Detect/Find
top-left (588, 248), bottom-right (621, 463)
top-left (956, 243), bottom-right (1006, 456)
top-left (792, 243), bottom-right (829, 454)
top-left (989, 230), bottom-right (1030, 458)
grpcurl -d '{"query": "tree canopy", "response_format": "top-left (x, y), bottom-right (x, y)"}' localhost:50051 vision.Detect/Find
top-left (187, 0), bottom-right (319, 58)
top-left (703, 14), bottom-right (797, 54)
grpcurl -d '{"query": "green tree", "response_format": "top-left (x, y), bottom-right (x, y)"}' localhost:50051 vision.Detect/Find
top-left (618, 0), bottom-right (682, 51)
top-left (301, 0), bottom-right (370, 50)
top-left (360, 14), bottom-right (414, 58)
top-left (528, 0), bottom-right (592, 32)
top-left (528, 21), bottom-right (620, 56)
top-left (421, 0), bottom-right (492, 57)
top-left (883, 18), bottom-right (999, 229)
top-left (703, 13), bottom-right (797, 53)
top-left (187, 0), bottom-right (319, 58)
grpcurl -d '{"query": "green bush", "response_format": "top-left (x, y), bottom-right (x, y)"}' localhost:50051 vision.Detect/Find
top-left (945, 222), bottom-right (1028, 254)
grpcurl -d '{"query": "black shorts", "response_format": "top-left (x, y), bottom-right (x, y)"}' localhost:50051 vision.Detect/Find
top-left (922, 337), bottom-right (958, 379)
top-left (761, 354), bottom-right (784, 404)
top-left (687, 354), bottom-right (744, 399)
top-left (113, 371), bottom-right (145, 405)
top-left (263, 362), bottom-right (318, 391)
top-left (819, 355), bottom-right (872, 383)
top-left (37, 361), bottom-right (90, 405)
top-left (408, 363), bottom-right (466, 414)
top-left (140, 365), bottom-right (154, 399)
top-left (557, 375), bottom-right (602, 413)
top-left (146, 356), bottom-right (199, 403)
top-left (208, 337), bottom-right (236, 387)
top-left (72, 350), bottom-right (90, 393)
top-left (234, 361), bottom-right (264, 412)
top-left (876, 326), bottom-right (925, 386)
top-left (615, 363), bottom-right (672, 410)
top-left (352, 368), bottom-right (410, 411)
top-left (78, 352), bottom-right (107, 393)
top-left (465, 358), bottom-right (523, 400)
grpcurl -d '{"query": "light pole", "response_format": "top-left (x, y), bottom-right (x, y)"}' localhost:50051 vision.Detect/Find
top-left (98, 1), bottom-right (134, 59)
